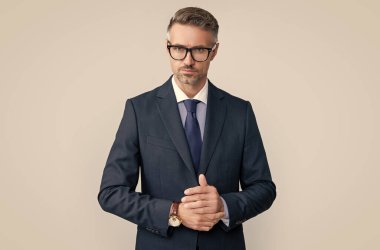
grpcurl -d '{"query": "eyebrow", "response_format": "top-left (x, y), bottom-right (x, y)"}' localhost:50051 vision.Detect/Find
top-left (168, 42), bottom-right (211, 49)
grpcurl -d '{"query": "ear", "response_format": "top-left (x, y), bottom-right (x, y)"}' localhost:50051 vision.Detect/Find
top-left (209, 43), bottom-right (219, 61)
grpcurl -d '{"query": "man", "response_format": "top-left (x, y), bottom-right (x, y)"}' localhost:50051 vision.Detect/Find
top-left (98, 7), bottom-right (276, 250)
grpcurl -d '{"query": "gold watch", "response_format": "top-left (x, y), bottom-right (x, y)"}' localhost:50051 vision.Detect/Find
top-left (168, 202), bottom-right (181, 227)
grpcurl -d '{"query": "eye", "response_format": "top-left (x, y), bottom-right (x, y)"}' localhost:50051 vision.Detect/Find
top-left (194, 48), bottom-right (207, 53)
top-left (173, 46), bottom-right (186, 52)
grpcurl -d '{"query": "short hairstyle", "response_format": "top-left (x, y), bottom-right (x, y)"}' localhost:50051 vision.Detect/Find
top-left (167, 7), bottom-right (219, 42)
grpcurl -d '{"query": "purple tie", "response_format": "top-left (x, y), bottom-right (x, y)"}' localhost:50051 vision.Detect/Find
top-left (183, 99), bottom-right (202, 173)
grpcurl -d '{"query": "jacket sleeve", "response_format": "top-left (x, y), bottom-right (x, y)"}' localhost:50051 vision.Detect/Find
top-left (219, 101), bottom-right (276, 232)
top-left (97, 99), bottom-right (172, 237)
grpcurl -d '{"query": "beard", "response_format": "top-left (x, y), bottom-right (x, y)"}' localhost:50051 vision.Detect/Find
top-left (175, 67), bottom-right (204, 86)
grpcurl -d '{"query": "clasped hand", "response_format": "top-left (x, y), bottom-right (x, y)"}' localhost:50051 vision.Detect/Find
top-left (178, 174), bottom-right (225, 231)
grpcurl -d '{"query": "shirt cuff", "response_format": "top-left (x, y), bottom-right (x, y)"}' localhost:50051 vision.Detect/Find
top-left (220, 197), bottom-right (230, 227)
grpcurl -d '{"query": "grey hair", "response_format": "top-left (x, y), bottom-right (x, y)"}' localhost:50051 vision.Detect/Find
top-left (167, 7), bottom-right (219, 42)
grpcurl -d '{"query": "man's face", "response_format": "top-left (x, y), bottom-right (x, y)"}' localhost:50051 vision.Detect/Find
top-left (167, 24), bottom-right (218, 87)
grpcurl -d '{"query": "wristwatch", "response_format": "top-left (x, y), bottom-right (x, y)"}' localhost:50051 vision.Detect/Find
top-left (168, 202), bottom-right (182, 227)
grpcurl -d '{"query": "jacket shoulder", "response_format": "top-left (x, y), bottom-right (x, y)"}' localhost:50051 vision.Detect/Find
top-left (126, 79), bottom-right (170, 107)
top-left (213, 84), bottom-right (250, 109)
top-left (131, 86), bottom-right (160, 101)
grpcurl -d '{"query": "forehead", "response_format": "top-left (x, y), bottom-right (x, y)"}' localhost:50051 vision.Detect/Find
top-left (168, 24), bottom-right (215, 47)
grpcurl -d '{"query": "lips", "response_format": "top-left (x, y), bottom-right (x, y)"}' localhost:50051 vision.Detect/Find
top-left (181, 69), bottom-right (196, 73)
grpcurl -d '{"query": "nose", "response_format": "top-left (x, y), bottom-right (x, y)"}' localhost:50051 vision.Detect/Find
top-left (183, 50), bottom-right (195, 66)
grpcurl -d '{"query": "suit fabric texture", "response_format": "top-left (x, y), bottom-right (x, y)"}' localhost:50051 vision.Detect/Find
top-left (98, 76), bottom-right (276, 250)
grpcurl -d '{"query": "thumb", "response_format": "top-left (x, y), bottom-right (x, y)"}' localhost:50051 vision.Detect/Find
top-left (199, 174), bottom-right (208, 187)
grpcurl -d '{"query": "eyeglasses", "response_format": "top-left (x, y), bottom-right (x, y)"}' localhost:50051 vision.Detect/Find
top-left (167, 42), bottom-right (217, 62)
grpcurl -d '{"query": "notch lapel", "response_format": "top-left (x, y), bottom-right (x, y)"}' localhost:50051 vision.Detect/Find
top-left (198, 82), bottom-right (227, 175)
top-left (155, 78), bottom-right (197, 182)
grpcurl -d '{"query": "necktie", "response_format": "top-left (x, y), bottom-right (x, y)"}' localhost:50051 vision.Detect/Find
top-left (183, 99), bottom-right (202, 173)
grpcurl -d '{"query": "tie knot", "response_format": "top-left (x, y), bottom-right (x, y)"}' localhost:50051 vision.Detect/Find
top-left (183, 99), bottom-right (200, 113)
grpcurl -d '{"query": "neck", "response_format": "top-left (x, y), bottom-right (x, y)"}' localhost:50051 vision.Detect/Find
top-left (174, 76), bottom-right (206, 98)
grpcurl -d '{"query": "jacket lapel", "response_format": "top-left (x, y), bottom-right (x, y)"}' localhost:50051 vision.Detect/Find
top-left (198, 81), bottom-right (227, 175)
top-left (155, 77), bottom-right (227, 179)
top-left (155, 77), bottom-right (198, 181)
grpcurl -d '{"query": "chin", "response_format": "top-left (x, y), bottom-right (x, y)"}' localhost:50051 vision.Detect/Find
top-left (177, 74), bottom-right (200, 86)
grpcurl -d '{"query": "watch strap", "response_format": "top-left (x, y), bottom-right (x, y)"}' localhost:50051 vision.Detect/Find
top-left (170, 202), bottom-right (180, 216)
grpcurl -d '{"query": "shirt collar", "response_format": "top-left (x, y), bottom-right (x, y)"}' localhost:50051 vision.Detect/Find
top-left (171, 76), bottom-right (208, 104)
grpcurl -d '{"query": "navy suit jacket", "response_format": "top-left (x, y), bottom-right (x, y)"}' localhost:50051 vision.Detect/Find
top-left (98, 76), bottom-right (276, 250)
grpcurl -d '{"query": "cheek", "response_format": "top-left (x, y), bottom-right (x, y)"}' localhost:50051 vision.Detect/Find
top-left (170, 60), bottom-right (182, 70)
top-left (169, 61), bottom-right (178, 72)
top-left (199, 62), bottom-right (211, 73)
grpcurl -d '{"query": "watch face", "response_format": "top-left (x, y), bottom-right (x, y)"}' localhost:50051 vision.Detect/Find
top-left (169, 216), bottom-right (181, 227)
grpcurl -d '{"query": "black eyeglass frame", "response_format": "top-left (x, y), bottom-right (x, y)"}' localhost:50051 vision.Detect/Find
top-left (166, 42), bottom-right (218, 62)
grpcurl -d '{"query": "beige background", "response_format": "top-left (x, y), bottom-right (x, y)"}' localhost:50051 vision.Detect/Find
top-left (1, 0), bottom-right (379, 249)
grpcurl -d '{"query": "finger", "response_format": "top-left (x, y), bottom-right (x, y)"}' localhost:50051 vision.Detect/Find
top-left (215, 211), bottom-right (225, 220)
top-left (191, 206), bottom-right (217, 214)
top-left (185, 219), bottom-right (214, 230)
top-left (182, 222), bottom-right (212, 231)
top-left (202, 212), bottom-right (224, 220)
top-left (201, 213), bottom-right (224, 226)
top-left (183, 200), bottom-right (210, 209)
top-left (181, 194), bottom-right (207, 203)
top-left (185, 185), bottom-right (218, 196)
top-left (184, 186), bottom-right (209, 195)
top-left (188, 223), bottom-right (213, 231)
top-left (199, 174), bottom-right (208, 187)
top-left (198, 226), bottom-right (213, 231)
